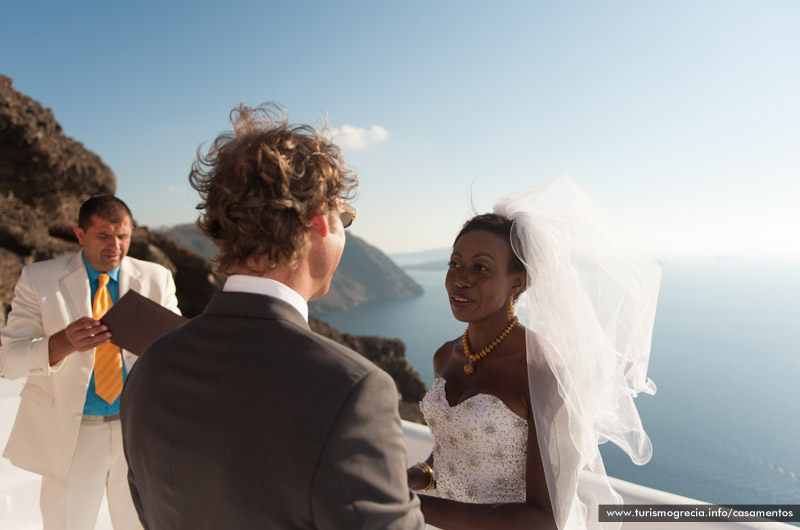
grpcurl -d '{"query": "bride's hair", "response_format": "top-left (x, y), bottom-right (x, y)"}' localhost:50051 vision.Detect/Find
top-left (454, 213), bottom-right (527, 299)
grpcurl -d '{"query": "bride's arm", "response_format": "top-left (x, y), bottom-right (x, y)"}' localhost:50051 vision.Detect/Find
top-left (407, 342), bottom-right (449, 492)
top-left (407, 453), bottom-right (434, 492)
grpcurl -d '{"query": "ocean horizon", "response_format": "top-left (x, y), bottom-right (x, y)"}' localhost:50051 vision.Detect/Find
top-left (320, 257), bottom-right (800, 508)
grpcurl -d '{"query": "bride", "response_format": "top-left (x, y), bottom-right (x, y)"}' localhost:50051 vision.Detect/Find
top-left (407, 176), bottom-right (661, 530)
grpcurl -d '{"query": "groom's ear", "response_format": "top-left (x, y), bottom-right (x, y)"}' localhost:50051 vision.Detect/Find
top-left (309, 210), bottom-right (330, 238)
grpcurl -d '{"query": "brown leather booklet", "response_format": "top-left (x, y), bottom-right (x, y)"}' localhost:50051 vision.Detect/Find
top-left (100, 290), bottom-right (188, 355)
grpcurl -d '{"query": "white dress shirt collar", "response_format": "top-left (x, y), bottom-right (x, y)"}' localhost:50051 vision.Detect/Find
top-left (222, 275), bottom-right (309, 322)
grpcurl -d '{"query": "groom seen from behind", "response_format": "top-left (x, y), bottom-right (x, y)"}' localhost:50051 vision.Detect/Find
top-left (120, 104), bottom-right (424, 530)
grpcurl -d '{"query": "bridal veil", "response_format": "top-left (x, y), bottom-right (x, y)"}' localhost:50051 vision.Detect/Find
top-left (493, 176), bottom-right (661, 530)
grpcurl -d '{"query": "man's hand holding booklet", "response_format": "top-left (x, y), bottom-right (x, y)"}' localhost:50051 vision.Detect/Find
top-left (100, 290), bottom-right (188, 355)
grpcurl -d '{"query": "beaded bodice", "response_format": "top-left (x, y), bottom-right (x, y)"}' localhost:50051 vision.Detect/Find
top-left (419, 377), bottom-right (528, 503)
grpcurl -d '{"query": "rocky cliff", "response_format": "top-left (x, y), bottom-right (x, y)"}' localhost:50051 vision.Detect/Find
top-left (0, 76), bottom-right (425, 419)
top-left (0, 75), bottom-right (221, 320)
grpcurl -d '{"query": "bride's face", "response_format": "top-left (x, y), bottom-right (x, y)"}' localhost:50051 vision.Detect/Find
top-left (446, 229), bottom-right (523, 324)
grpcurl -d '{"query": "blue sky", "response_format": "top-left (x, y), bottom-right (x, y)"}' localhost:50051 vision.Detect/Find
top-left (3, 0), bottom-right (798, 258)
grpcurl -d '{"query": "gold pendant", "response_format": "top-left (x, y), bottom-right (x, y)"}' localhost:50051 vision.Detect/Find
top-left (463, 363), bottom-right (474, 375)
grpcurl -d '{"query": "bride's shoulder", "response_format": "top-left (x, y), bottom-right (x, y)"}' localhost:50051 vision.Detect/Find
top-left (432, 338), bottom-right (460, 372)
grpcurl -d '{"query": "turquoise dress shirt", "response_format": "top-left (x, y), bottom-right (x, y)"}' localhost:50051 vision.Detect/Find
top-left (81, 253), bottom-right (128, 416)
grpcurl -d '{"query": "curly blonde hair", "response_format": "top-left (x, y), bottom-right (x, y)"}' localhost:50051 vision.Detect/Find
top-left (189, 103), bottom-right (357, 275)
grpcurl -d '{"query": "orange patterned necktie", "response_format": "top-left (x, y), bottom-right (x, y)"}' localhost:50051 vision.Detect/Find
top-left (92, 274), bottom-right (123, 403)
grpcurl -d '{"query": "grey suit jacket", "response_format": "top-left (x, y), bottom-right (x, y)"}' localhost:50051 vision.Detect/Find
top-left (120, 290), bottom-right (423, 530)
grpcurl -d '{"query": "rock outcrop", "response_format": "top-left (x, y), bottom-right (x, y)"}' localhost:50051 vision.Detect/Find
top-left (0, 76), bottom-right (425, 420)
top-left (1, 74), bottom-right (117, 309)
top-left (0, 75), bottom-right (221, 320)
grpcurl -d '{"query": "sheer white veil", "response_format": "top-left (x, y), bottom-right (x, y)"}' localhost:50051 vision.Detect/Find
top-left (493, 176), bottom-right (661, 530)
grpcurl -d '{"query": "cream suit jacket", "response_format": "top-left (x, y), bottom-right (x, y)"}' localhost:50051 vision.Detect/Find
top-left (0, 251), bottom-right (179, 479)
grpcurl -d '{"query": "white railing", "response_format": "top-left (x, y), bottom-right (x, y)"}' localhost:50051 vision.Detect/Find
top-left (0, 379), bottom-right (794, 530)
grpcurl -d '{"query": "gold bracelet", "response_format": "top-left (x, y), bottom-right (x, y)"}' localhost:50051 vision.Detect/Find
top-left (413, 461), bottom-right (435, 492)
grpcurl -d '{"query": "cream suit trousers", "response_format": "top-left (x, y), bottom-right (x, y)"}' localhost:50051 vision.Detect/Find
top-left (40, 419), bottom-right (142, 530)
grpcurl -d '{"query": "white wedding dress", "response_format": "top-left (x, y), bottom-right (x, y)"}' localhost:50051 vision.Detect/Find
top-left (419, 377), bottom-right (528, 503)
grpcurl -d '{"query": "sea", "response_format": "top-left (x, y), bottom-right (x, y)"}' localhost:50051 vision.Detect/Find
top-left (320, 258), bottom-right (800, 508)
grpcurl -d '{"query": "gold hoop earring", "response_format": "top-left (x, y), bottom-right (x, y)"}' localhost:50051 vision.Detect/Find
top-left (508, 296), bottom-right (514, 315)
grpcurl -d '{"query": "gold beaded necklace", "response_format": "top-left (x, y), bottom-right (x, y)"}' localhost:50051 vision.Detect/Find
top-left (461, 316), bottom-right (519, 375)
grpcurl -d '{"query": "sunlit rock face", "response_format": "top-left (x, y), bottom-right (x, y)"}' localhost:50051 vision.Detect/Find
top-left (0, 75), bottom-right (220, 321)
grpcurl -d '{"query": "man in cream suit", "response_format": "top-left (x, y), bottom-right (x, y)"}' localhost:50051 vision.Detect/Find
top-left (121, 104), bottom-right (424, 529)
top-left (0, 195), bottom-right (180, 530)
